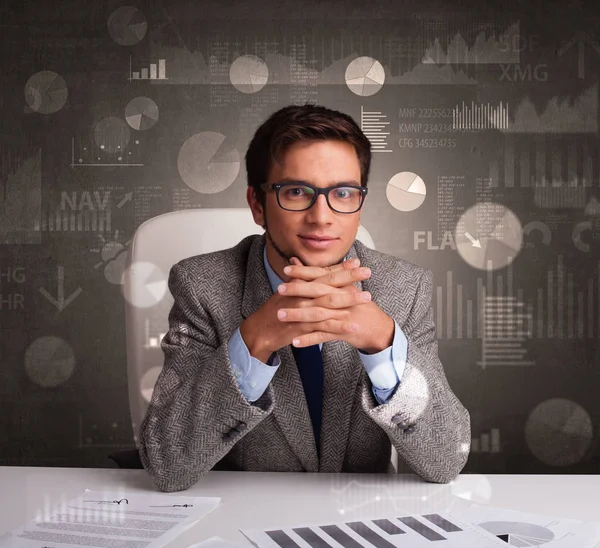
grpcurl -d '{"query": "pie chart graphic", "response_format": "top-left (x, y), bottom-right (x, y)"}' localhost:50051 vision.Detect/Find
top-left (386, 172), bottom-right (427, 212)
top-left (230, 55), bottom-right (269, 93)
top-left (25, 336), bottom-right (75, 388)
top-left (455, 202), bottom-right (523, 271)
top-left (525, 398), bottom-right (593, 466)
top-left (107, 6), bottom-right (147, 46)
top-left (123, 261), bottom-right (168, 308)
top-left (24, 71), bottom-right (68, 114)
top-left (178, 131), bottom-right (240, 193)
top-left (345, 56), bottom-right (385, 96)
top-left (125, 97), bottom-right (159, 131)
top-left (478, 521), bottom-right (555, 546)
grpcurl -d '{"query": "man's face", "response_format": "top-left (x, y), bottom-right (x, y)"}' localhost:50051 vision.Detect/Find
top-left (247, 139), bottom-right (365, 281)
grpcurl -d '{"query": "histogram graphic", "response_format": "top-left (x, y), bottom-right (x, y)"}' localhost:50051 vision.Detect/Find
top-left (37, 208), bottom-right (111, 233)
top-left (421, 21), bottom-right (520, 64)
top-left (453, 101), bottom-right (509, 130)
top-left (477, 291), bottom-right (534, 369)
top-left (471, 429), bottom-right (501, 453)
top-left (128, 56), bottom-right (167, 81)
top-left (498, 84), bottom-right (598, 133)
top-left (489, 136), bottom-right (595, 197)
top-left (534, 255), bottom-right (599, 339)
top-left (360, 106), bottom-right (391, 153)
top-left (0, 149), bottom-right (42, 244)
top-left (434, 255), bottom-right (600, 341)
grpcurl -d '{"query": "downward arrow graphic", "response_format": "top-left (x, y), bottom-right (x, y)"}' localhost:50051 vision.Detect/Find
top-left (464, 232), bottom-right (482, 248)
top-left (39, 266), bottom-right (82, 311)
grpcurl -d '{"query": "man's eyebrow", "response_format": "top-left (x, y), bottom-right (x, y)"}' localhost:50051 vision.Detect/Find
top-left (279, 178), bottom-right (361, 187)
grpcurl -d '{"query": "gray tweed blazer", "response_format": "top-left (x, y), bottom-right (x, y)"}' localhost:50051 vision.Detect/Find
top-left (139, 233), bottom-right (471, 492)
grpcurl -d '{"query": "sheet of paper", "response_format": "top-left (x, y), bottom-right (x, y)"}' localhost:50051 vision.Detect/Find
top-left (0, 489), bottom-right (220, 548)
top-left (456, 502), bottom-right (600, 548)
top-left (188, 536), bottom-right (248, 548)
top-left (242, 511), bottom-right (508, 547)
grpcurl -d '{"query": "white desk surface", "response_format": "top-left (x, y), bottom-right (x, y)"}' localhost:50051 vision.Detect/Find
top-left (0, 467), bottom-right (598, 546)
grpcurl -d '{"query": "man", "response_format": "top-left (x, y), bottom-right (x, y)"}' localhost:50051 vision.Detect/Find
top-left (139, 104), bottom-right (470, 493)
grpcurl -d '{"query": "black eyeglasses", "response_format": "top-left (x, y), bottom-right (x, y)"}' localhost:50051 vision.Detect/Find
top-left (260, 182), bottom-right (368, 214)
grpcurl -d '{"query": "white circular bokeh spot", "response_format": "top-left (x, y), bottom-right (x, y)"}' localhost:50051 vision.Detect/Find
top-left (122, 261), bottom-right (168, 308)
top-left (25, 336), bottom-right (76, 387)
top-left (140, 366), bottom-right (163, 403)
top-left (229, 55), bottom-right (269, 94)
top-left (455, 202), bottom-right (523, 271)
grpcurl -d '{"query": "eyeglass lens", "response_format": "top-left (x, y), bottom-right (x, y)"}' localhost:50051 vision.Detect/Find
top-left (278, 184), bottom-right (362, 213)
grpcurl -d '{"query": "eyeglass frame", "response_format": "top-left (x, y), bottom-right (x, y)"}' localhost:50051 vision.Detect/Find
top-left (259, 181), bottom-right (368, 214)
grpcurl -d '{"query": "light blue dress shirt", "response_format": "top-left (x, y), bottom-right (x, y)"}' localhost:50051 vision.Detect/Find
top-left (227, 246), bottom-right (408, 405)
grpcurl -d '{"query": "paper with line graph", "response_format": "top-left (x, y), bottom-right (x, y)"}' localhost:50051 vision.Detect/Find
top-left (242, 511), bottom-right (508, 547)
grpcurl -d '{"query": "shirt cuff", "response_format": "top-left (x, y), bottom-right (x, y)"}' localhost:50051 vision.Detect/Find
top-left (359, 320), bottom-right (408, 404)
top-left (228, 327), bottom-right (281, 402)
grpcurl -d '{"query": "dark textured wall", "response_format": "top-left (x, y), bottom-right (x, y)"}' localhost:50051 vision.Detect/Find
top-left (1, 0), bottom-right (599, 473)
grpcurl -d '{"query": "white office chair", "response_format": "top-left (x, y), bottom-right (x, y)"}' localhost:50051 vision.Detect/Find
top-left (119, 208), bottom-right (397, 470)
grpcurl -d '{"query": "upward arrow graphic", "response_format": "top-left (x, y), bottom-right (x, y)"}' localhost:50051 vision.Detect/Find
top-left (557, 31), bottom-right (600, 79)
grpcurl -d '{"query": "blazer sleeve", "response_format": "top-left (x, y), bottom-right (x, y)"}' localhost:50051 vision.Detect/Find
top-left (138, 262), bottom-right (275, 492)
top-left (360, 268), bottom-right (471, 483)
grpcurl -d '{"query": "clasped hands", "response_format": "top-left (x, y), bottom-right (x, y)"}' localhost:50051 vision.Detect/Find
top-left (271, 256), bottom-right (394, 353)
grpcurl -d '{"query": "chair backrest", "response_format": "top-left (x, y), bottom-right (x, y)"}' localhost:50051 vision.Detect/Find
top-left (123, 208), bottom-right (376, 446)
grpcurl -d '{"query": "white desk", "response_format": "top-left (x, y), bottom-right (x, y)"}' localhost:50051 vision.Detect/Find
top-left (0, 467), bottom-right (598, 546)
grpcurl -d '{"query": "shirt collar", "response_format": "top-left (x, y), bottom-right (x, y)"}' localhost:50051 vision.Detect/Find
top-left (263, 244), bottom-right (284, 292)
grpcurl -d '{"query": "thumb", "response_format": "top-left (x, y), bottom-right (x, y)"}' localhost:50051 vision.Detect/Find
top-left (287, 256), bottom-right (307, 283)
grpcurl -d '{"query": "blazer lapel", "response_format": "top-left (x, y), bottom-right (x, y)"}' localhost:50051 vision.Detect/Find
top-left (241, 234), bottom-right (318, 472)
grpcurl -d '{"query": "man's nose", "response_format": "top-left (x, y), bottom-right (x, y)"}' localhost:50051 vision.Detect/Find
top-left (308, 194), bottom-right (333, 216)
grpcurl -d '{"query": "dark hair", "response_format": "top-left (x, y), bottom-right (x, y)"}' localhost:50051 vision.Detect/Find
top-left (245, 104), bottom-right (372, 208)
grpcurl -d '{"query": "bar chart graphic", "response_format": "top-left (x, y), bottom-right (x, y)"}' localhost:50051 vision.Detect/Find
top-left (244, 512), bottom-right (508, 547)
top-left (471, 429), bottom-right (501, 453)
top-left (488, 135), bottom-right (595, 199)
top-left (129, 55), bottom-right (168, 81)
top-left (360, 106), bottom-right (391, 153)
top-left (434, 256), bottom-right (599, 341)
top-left (453, 101), bottom-right (509, 130)
top-left (36, 208), bottom-right (111, 233)
top-left (533, 255), bottom-right (600, 339)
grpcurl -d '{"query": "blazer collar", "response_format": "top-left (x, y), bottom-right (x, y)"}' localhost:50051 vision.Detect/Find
top-left (241, 233), bottom-right (369, 472)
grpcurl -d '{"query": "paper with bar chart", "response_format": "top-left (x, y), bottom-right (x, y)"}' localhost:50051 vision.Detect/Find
top-left (242, 512), bottom-right (508, 548)
top-left (457, 503), bottom-right (600, 548)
